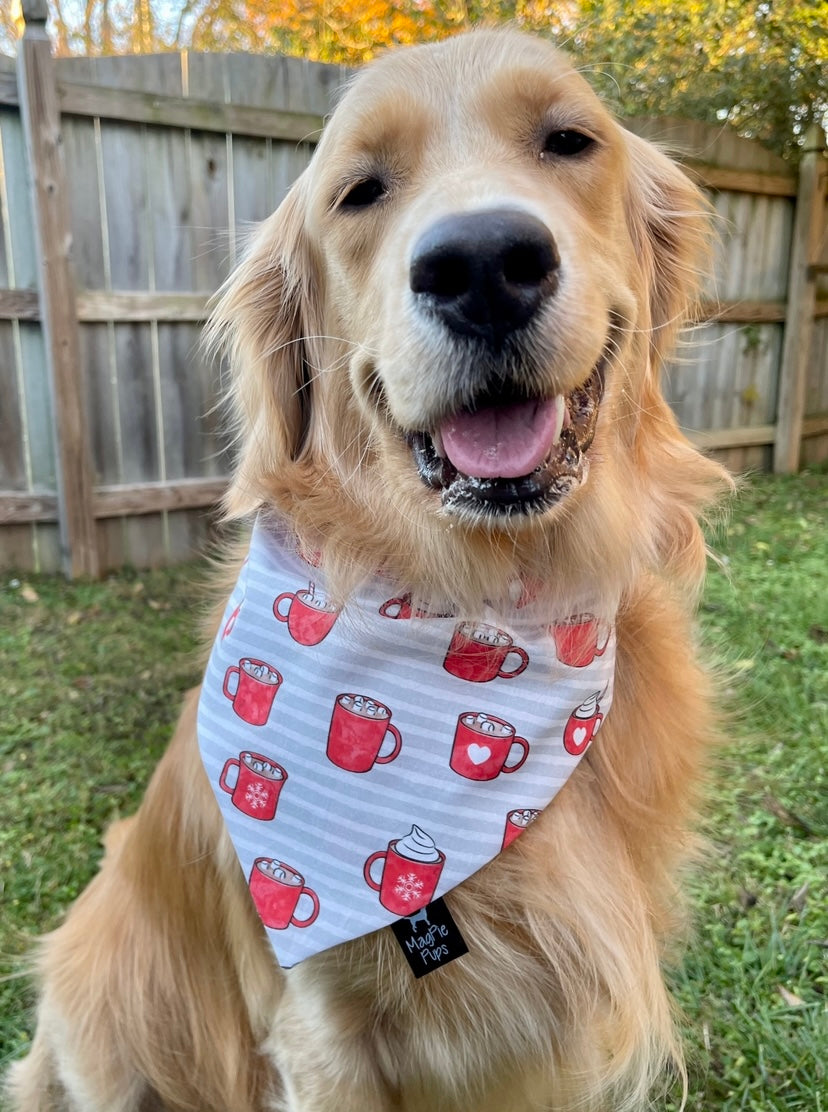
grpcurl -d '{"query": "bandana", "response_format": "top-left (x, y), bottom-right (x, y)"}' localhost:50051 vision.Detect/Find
top-left (197, 520), bottom-right (616, 969)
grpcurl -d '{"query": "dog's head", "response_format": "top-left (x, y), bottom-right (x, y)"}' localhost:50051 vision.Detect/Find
top-left (211, 30), bottom-right (729, 608)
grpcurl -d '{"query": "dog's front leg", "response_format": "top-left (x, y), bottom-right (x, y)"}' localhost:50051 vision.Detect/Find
top-left (266, 970), bottom-right (396, 1112)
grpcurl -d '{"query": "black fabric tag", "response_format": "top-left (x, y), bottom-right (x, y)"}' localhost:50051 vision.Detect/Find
top-left (390, 897), bottom-right (469, 977)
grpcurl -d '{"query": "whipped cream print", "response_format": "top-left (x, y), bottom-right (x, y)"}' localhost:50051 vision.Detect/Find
top-left (197, 521), bottom-right (616, 969)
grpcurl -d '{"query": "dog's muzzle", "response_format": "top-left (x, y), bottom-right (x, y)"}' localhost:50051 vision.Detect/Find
top-left (406, 207), bottom-right (608, 519)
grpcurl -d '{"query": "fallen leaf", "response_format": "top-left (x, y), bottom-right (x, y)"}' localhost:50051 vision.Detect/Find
top-left (66, 610), bottom-right (83, 626)
top-left (777, 986), bottom-right (806, 1008)
top-left (20, 584), bottom-right (39, 603)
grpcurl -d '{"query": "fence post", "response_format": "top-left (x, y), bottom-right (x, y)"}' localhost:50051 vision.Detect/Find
top-left (774, 124), bottom-right (827, 474)
top-left (17, 0), bottom-right (99, 576)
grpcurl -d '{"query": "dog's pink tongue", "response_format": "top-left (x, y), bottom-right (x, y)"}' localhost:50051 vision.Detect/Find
top-left (440, 398), bottom-right (559, 479)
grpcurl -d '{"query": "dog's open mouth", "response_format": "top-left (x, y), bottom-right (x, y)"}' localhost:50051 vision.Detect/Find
top-left (408, 359), bottom-right (606, 517)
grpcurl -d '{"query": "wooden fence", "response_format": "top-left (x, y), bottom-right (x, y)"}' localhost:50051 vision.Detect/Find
top-left (1, 4), bottom-right (826, 575)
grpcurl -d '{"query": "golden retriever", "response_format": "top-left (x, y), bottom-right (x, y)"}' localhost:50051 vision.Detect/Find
top-left (8, 28), bottom-right (731, 1112)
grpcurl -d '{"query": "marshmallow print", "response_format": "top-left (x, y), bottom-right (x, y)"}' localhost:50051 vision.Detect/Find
top-left (326, 694), bottom-right (403, 772)
top-left (248, 858), bottom-right (320, 930)
top-left (450, 712), bottom-right (530, 780)
top-left (222, 658), bottom-right (282, 726)
top-left (443, 622), bottom-right (529, 682)
top-left (274, 582), bottom-right (340, 645)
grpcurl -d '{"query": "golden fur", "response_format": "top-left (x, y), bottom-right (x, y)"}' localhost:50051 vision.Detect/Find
top-left (8, 29), bottom-right (731, 1112)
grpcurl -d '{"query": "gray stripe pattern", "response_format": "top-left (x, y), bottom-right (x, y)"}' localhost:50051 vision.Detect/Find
top-left (197, 521), bottom-right (616, 967)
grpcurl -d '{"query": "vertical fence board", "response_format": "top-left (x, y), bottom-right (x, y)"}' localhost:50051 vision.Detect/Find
top-left (0, 110), bottom-right (38, 289)
top-left (115, 322), bottom-right (166, 565)
top-left (0, 322), bottom-right (25, 489)
top-left (100, 122), bottom-right (149, 289)
top-left (17, 5), bottom-right (98, 576)
top-left (62, 115), bottom-right (106, 287)
top-left (188, 130), bottom-right (231, 289)
top-left (775, 126), bottom-right (827, 471)
top-left (18, 322), bottom-right (55, 489)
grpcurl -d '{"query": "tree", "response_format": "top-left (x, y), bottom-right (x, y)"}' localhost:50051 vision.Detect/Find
top-left (529, 0), bottom-right (827, 162)
top-left (1, 0), bottom-right (824, 161)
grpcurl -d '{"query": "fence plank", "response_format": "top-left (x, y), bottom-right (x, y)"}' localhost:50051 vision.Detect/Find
top-left (686, 163), bottom-right (796, 198)
top-left (75, 290), bottom-right (211, 320)
top-left (17, 2), bottom-right (98, 576)
top-left (0, 322), bottom-right (26, 489)
top-left (58, 80), bottom-right (325, 144)
top-left (0, 288), bottom-right (39, 319)
top-left (775, 126), bottom-right (828, 472)
top-left (0, 477), bottom-right (227, 523)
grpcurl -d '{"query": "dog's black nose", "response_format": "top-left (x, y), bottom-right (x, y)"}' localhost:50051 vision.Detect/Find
top-left (409, 208), bottom-right (559, 345)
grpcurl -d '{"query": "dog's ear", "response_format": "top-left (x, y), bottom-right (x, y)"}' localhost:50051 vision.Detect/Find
top-left (622, 128), bottom-right (713, 370)
top-left (207, 177), bottom-right (320, 517)
top-left (622, 131), bottom-right (732, 589)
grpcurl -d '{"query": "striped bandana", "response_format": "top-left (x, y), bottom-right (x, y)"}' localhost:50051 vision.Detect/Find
top-left (197, 520), bottom-right (616, 969)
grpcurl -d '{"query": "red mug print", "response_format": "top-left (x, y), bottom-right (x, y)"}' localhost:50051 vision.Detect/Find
top-left (379, 595), bottom-right (415, 619)
top-left (443, 622), bottom-right (529, 683)
top-left (502, 808), bottom-right (541, 849)
top-left (563, 693), bottom-right (604, 755)
top-left (219, 751), bottom-right (287, 820)
top-left (379, 595), bottom-right (451, 620)
top-left (222, 602), bottom-right (241, 640)
top-left (274, 585), bottom-right (339, 646)
top-left (326, 694), bottom-right (402, 773)
top-left (363, 826), bottom-right (445, 914)
top-left (450, 712), bottom-right (530, 781)
top-left (552, 615), bottom-right (610, 668)
top-left (248, 858), bottom-right (320, 930)
top-left (294, 541), bottom-right (322, 568)
top-left (222, 658), bottom-right (282, 726)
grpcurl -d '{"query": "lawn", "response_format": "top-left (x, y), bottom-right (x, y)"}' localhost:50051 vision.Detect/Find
top-left (1, 468), bottom-right (826, 1110)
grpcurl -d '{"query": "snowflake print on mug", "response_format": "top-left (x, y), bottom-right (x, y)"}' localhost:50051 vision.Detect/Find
top-left (394, 872), bottom-right (425, 905)
top-left (219, 750), bottom-right (288, 821)
top-left (363, 826), bottom-right (445, 915)
top-left (246, 782), bottom-right (269, 810)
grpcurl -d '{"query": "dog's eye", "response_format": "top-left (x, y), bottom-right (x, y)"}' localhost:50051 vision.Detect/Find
top-left (339, 178), bottom-right (387, 209)
top-left (542, 130), bottom-right (595, 158)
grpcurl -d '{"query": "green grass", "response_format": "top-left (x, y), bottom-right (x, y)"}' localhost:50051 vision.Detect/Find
top-left (1, 469), bottom-right (826, 1109)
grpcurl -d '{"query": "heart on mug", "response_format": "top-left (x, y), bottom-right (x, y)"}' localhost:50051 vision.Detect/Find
top-left (573, 726), bottom-right (588, 747)
top-left (467, 743), bottom-right (491, 765)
